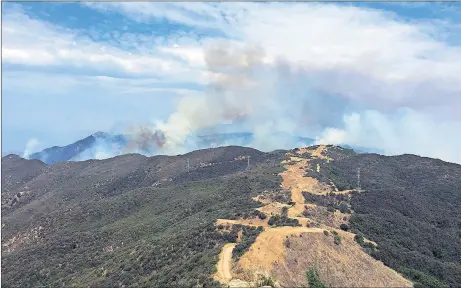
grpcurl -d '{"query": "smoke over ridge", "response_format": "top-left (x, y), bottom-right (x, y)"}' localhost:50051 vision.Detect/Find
top-left (25, 43), bottom-right (461, 164)
top-left (116, 43), bottom-right (320, 155)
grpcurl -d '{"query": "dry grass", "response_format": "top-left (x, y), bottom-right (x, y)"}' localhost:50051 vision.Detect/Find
top-left (302, 205), bottom-right (350, 228)
top-left (281, 146), bottom-right (334, 222)
top-left (216, 218), bottom-right (270, 228)
top-left (214, 145), bottom-right (408, 287)
top-left (256, 202), bottom-right (290, 216)
top-left (274, 232), bottom-right (412, 287)
top-left (233, 226), bottom-right (324, 283)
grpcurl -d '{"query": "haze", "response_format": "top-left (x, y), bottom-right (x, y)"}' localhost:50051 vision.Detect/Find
top-left (2, 2), bottom-right (461, 163)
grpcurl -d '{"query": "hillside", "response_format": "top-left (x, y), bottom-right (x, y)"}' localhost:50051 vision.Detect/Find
top-left (310, 150), bottom-right (461, 287)
top-left (214, 146), bottom-right (412, 288)
top-left (2, 145), bottom-right (460, 287)
top-left (1, 146), bottom-right (283, 287)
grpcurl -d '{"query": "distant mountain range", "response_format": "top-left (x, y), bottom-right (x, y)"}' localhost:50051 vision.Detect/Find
top-left (31, 132), bottom-right (127, 164)
top-left (26, 131), bottom-right (382, 165)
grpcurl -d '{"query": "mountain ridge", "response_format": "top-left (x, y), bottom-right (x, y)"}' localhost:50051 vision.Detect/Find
top-left (25, 131), bottom-right (382, 165)
top-left (2, 144), bottom-right (460, 287)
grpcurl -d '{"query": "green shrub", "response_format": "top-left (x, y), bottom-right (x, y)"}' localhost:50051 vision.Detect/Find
top-left (399, 267), bottom-right (449, 288)
top-left (333, 235), bottom-right (341, 245)
top-left (339, 202), bottom-right (350, 214)
top-left (323, 230), bottom-right (329, 236)
top-left (281, 206), bottom-right (288, 217)
top-left (258, 275), bottom-right (275, 287)
top-left (306, 267), bottom-right (326, 288)
top-left (267, 215), bottom-right (300, 227)
top-left (339, 224), bottom-right (349, 231)
top-left (232, 226), bottom-right (263, 260)
top-left (354, 234), bottom-right (364, 244)
top-left (362, 242), bottom-right (376, 249)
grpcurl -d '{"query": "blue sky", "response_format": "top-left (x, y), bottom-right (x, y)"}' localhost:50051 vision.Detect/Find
top-left (2, 2), bottom-right (461, 163)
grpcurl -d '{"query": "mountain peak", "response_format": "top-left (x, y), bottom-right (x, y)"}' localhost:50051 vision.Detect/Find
top-left (2, 154), bottom-right (22, 160)
top-left (92, 131), bottom-right (110, 138)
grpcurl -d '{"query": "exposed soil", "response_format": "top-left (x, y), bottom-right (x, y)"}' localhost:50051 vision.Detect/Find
top-left (214, 243), bottom-right (237, 284)
top-left (214, 145), bottom-right (412, 287)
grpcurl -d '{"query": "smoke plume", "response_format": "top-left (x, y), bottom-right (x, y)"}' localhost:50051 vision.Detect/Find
top-left (22, 138), bottom-right (40, 159)
top-left (47, 43), bottom-right (461, 164)
top-left (120, 43), bottom-right (328, 155)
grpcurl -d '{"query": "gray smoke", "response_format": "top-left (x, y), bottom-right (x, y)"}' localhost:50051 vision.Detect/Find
top-left (27, 43), bottom-right (460, 164)
top-left (142, 43), bottom-right (345, 154)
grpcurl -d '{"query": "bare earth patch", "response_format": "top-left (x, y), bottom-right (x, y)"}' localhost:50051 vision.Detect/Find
top-left (233, 227), bottom-right (324, 283)
top-left (276, 232), bottom-right (412, 287)
top-left (256, 202), bottom-right (290, 216)
top-left (214, 243), bottom-right (237, 284)
top-left (217, 218), bottom-right (270, 228)
top-left (213, 145), bottom-right (411, 287)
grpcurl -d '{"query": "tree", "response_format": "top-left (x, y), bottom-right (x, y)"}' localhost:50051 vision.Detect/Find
top-left (339, 224), bottom-right (349, 231)
top-left (339, 202), bottom-right (350, 214)
top-left (281, 206), bottom-right (288, 217)
top-left (306, 267), bottom-right (326, 288)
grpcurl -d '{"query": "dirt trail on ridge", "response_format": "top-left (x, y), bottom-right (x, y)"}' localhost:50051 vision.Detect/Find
top-left (215, 243), bottom-right (236, 284)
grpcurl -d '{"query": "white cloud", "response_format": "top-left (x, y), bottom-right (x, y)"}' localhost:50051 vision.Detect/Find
top-left (1, 9), bottom-right (205, 82)
top-left (83, 3), bottom-right (461, 115)
top-left (158, 46), bottom-right (206, 68)
top-left (3, 2), bottom-right (461, 162)
top-left (83, 2), bottom-right (231, 30)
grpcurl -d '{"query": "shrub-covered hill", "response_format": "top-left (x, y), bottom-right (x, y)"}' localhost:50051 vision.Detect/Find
top-left (2, 145), bottom-right (461, 288)
top-left (313, 147), bottom-right (461, 288)
top-left (1, 146), bottom-right (285, 287)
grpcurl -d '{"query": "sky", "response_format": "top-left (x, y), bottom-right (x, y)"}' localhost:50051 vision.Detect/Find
top-left (2, 2), bottom-right (461, 163)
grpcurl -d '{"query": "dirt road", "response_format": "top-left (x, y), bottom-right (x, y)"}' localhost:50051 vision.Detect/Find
top-left (215, 243), bottom-right (236, 284)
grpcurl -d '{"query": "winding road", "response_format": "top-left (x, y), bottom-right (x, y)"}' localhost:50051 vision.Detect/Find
top-left (216, 243), bottom-right (236, 283)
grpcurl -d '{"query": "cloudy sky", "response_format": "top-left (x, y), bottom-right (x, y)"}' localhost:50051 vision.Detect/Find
top-left (2, 2), bottom-right (461, 163)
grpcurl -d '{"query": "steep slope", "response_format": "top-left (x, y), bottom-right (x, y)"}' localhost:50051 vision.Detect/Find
top-left (1, 155), bottom-right (48, 212)
top-left (1, 146), bottom-right (284, 287)
top-left (28, 132), bottom-right (126, 164)
top-left (313, 151), bottom-right (461, 288)
top-left (214, 146), bottom-right (412, 287)
top-left (235, 226), bottom-right (411, 287)
top-left (2, 144), bottom-right (460, 287)
top-left (2, 154), bottom-right (47, 193)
